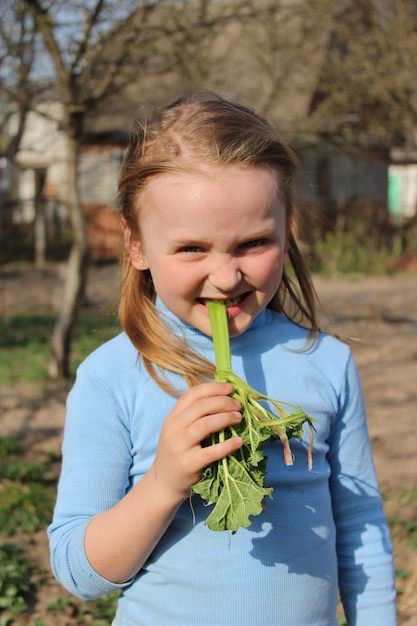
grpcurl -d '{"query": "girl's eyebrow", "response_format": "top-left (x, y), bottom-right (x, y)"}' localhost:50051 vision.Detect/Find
top-left (171, 234), bottom-right (209, 245)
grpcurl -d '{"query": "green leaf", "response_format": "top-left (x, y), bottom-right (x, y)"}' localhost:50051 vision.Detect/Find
top-left (197, 455), bottom-right (272, 533)
top-left (192, 300), bottom-right (316, 533)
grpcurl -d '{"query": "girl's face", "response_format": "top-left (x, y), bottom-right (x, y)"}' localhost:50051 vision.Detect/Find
top-left (129, 164), bottom-right (287, 337)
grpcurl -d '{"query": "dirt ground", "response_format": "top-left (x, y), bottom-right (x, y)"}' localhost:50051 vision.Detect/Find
top-left (1, 264), bottom-right (417, 624)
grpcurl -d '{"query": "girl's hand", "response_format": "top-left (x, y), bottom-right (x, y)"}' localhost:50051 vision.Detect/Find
top-left (151, 382), bottom-right (242, 501)
top-left (84, 382), bottom-right (242, 582)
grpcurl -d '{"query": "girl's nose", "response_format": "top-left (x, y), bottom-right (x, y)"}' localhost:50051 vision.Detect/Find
top-left (209, 257), bottom-right (242, 293)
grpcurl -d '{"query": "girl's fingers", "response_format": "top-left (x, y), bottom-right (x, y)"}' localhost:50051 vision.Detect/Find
top-left (154, 382), bottom-right (244, 497)
top-left (164, 394), bottom-right (242, 450)
top-left (163, 382), bottom-right (241, 438)
top-left (171, 382), bottom-right (235, 419)
top-left (187, 407), bottom-right (242, 445)
top-left (199, 435), bottom-right (243, 466)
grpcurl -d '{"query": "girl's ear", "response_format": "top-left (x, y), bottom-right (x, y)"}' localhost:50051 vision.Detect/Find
top-left (122, 220), bottom-right (148, 270)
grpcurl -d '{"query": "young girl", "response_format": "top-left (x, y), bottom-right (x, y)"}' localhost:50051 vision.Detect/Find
top-left (49, 92), bottom-right (397, 625)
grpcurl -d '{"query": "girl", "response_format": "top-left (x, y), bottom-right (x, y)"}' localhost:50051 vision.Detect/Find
top-left (49, 92), bottom-right (397, 625)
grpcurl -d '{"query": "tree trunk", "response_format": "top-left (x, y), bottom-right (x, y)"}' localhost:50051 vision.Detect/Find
top-left (34, 169), bottom-right (47, 268)
top-left (49, 111), bottom-right (89, 379)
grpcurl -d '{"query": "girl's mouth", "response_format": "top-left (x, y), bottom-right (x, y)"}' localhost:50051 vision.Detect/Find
top-left (197, 293), bottom-right (248, 310)
top-left (222, 294), bottom-right (246, 307)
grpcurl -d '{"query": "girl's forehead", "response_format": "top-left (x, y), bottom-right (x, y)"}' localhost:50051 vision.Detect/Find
top-left (149, 163), bottom-right (274, 194)
top-left (141, 162), bottom-right (281, 195)
top-left (133, 163), bottom-right (284, 227)
top-left (137, 165), bottom-right (284, 230)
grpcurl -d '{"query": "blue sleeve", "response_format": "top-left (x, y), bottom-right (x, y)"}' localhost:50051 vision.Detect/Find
top-left (328, 354), bottom-right (397, 625)
top-left (48, 365), bottom-right (134, 599)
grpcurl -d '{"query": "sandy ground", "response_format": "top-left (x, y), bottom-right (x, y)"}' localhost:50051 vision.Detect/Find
top-left (1, 264), bottom-right (417, 624)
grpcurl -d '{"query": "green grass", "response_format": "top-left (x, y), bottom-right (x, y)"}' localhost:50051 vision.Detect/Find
top-left (0, 543), bottom-right (45, 616)
top-left (385, 485), bottom-right (417, 547)
top-left (0, 538), bottom-right (119, 623)
top-left (0, 483), bottom-right (55, 536)
top-left (0, 438), bottom-right (52, 616)
top-left (0, 438), bottom-right (57, 536)
top-left (0, 436), bottom-right (119, 623)
top-left (388, 517), bottom-right (417, 547)
top-left (0, 309), bottom-right (119, 384)
top-left (46, 592), bottom-right (120, 625)
top-left (0, 308), bottom-right (120, 620)
top-left (0, 437), bottom-right (23, 458)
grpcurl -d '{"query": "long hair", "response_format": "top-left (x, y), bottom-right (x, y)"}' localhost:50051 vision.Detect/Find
top-left (118, 92), bottom-right (318, 395)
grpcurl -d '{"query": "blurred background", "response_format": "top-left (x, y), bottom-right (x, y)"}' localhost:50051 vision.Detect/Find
top-left (1, 1), bottom-right (416, 624)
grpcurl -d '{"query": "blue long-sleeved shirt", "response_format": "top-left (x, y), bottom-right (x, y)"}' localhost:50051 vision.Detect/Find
top-left (48, 306), bottom-right (397, 625)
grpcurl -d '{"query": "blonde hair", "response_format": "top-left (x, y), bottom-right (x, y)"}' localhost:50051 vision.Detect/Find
top-left (118, 91), bottom-right (318, 395)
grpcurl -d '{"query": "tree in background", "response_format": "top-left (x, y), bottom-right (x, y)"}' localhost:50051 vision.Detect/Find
top-left (0, 2), bottom-right (37, 157)
top-left (162, 0), bottom-right (252, 92)
top-left (308, 0), bottom-right (417, 149)
top-left (20, 0), bottom-right (253, 379)
top-left (22, 0), bottom-right (173, 378)
top-left (233, 0), bottom-right (417, 150)
top-left (0, 0), bottom-right (40, 257)
top-left (238, 0), bottom-right (334, 127)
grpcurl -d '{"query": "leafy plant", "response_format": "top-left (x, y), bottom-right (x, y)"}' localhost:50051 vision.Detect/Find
top-left (0, 437), bottom-right (56, 535)
top-left (0, 438), bottom-right (23, 459)
top-left (385, 485), bottom-right (417, 547)
top-left (388, 517), bottom-right (417, 547)
top-left (45, 595), bottom-right (77, 612)
top-left (47, 591), bottom-right (119, 624)
top-left (395, 567), bottom-right (412, 580)
top-left (0, 459), bottom-right (47, 483)
top-left (396, 484), bottom-right (417, 507)
top-left (0, 543), bottom-right (36, 616)
top-left (192, 300), bottom-right (315, 532)
top-left (0, 483), bottom-right (54, 535)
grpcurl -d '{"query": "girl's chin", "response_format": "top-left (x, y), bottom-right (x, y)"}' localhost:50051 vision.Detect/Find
top-left (227, 314), bottom-right (255, 337)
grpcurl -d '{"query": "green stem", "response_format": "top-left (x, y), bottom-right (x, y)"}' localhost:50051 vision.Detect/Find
top-left (207, 300), bottom-right (232, 372)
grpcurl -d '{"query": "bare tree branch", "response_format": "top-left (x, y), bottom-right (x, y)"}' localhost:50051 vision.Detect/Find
top-left (70, 0), bottom-right (105, 75)
top-left (308, 0), bottom-right (417, 147)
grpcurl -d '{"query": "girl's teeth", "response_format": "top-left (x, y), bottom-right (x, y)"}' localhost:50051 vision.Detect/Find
top-left (202, 295), bottom-right (245, 307)
top-left (225, 296), bottom-right (243, 306)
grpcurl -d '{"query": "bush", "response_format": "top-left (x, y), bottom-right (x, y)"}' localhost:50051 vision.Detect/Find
top-left (310, 219), bottom-right (395, 274)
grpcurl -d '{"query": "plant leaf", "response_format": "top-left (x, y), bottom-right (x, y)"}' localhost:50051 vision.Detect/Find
top-left (192, 300), bottom-right (316, 532)
top-left (194, 455), bottom-right (272, 533)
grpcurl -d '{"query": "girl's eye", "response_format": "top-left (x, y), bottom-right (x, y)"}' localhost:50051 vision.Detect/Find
top-left (179, 245), bottom-right (204, 254)
top-left (240, 239), bottom-right (267, 250)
